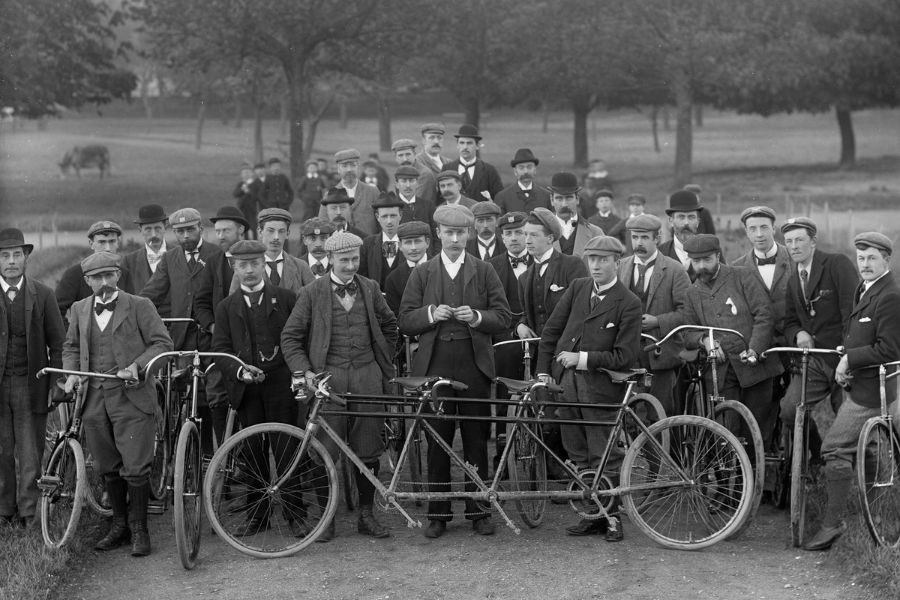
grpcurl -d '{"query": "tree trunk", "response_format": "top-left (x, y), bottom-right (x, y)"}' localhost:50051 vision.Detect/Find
top-left (650, 105), bottom-right (661, 153)
top-left (279, 94), bottom-right (288, 136)
top-left (304, 94), bottom-right (335, 159)
top-left (156, 76), bottom-right (166, 118)
top-left (253, 101), bottom-right (264, 164)
top-left (339, 100), bottom-right (348, 129)
top-left (662, 106), bottom-right (671, 131)
top-left (233, 91), bottom-right (243, 129)
top-left (462, 96), bottom-right (480, 128)
top-left (541, 98), bottom-right (550, 133)
top-left (673, 73), bottom-right (693, 188)
top-left (572, 96), bottom-right (591, 169)
top-left (140, 74), bottom-right (153, 123)
top-left (694, 104), bottom-right (703, 128)
top-left (377, 92), bottom-right (391, 152)
top-left (836, 106), bottom-right (855, 169)
top-left (286, 69), bottom-right (306, 191)
top-left (195, 90), bottom-right (207, 151)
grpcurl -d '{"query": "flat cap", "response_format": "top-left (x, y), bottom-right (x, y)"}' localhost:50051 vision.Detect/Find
top-left (258, 208), bottom-right (293, 225)
top-left (740, 205), bottom-right (776, 224)
top-left (498, 212), bottom-right (527, 231)
top-left (595, 189), bottom-right (614, 199)
top-left (780, 217), bottom-right (817, 237)
top-left (169, 208), bottom-right (202, 228)
top-left (210, 206), bottom-right (249, 229)
top-left (229, 240), bottom-right (266, 260)
top-left (625, 214), bottom-right (663, 232)
top-left (436, 170), bottom-right (462, 183)
top-left (267, 157), bottom-right (281, 165)
top-left (134, 204), bottom-right (168, 225)
top-left (253, 162), bottom-right (266, 170)
top-left (394, 165), bottom-right (420, 180)
top-left (854, 231), bottom-right (893, 254)
top-left (433, 204), bottom-right (475, 228)
top-left (666, 190), bottom-right (702, 215)
top-left (626, 193), bottom-right (647, 205)
top-left (305, 159), bottom-right (318, 168)
top-left (81, 251), bottom-right (121, 276)
top-left (391, 138), bottom-right (417, 152)
top-left (87, 220), bottom-right (122, 239)
top-left (582, 235), bottom-right (625, 257)
top-left (301, 217), bottom-right (335, 237)
top-left (324, 230), bottom-right (363, 254)
top-left (547, 172), bottom-right (582, 195)
top-left (373, 191), bottom-right (405, 211)
top-left (421, 122), bottom-right (446, 135)
top-left (529, 207), bottom-right (562, 239)
top-left (334, 149), bottom-right (361, 164)
top-left (472, 201), bottom-right (501, 218)
top-left (683, 234), bottom-right (721, 258)
top-left (398, 220), bottom-right (431, 240)
top-left (321, 188), bottom-right (354, 206)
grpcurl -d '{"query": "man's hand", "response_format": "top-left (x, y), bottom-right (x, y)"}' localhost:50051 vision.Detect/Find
top-left (304, 370), bottom-right (318, 390)
top-left (117, 363), bottom-right (139, 382)
top-left (537, 373), bottom-right (552, 385)
top-left (433, 304), bottom-right (454, 322)
top-left (835, 355), bottom-right (851, 387)
top-left (239, 365), bottom-right (266, 384)
top-left (640, 314), bottom-right (659, 331)
top-left (739, 349), bottom-right (759, 366)
top-left (796, 331), bottom-right (815, 349)
top-left (555, 351), bottom-right (580, 369)
top-left (64, 374), bottom-right (84, 394)
top-left (516, 324), bottom-right (537, 339)
top-left (453, 305), bottom-right (477, 325)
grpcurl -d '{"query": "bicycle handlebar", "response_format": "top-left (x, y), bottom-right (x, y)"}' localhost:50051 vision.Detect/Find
top-left (37, 367), bottom-right (129, 382)
top-left (160, 318), bottom-right (200, 324)
top-left (642, 324), bottom-right (744, 352)
top-left (493, 337), bottom-right (541, 347)
top-left (143, 350), bottom-right (253, 378)
top-left (760, 347), bottom-right (844, 359)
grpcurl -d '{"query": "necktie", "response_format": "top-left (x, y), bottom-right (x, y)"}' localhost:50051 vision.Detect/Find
top-left (534, 259), bottom-right (547, 277)
top-left (267, 259), bottom-right (283, 286)
top-left (311, 262), bottom-right (326, 277)
top-left (461, 163), bottom-right (473, 189)
top-left (187, 251), bottom-right (198, 269)
top-left (757, 255), bottom-right (777, 266)
top-left (478, 240), bottom-right (492, 258)
top-left (590, 293), bottom-right (602, 311)
top-left (334, 280), bottom-right (358, 298)
top-left (6, 286), bottom-right (17, 302)
top-left (634, 259), bottom-right (655, 294)
top-left (244, 290), bottom-right (263, 306)
top-left (95, 299), bottom-right (117, 315)
top-left (800, 268), bottom-right (809, 298)
top-left (382, 241), bottom-right (398, 259)
top-left (509, 254), bottom-right (529, 268)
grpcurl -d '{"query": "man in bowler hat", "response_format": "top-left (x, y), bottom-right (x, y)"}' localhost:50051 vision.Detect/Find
top-left (494, 149), bottom-right (551, 214)
top-left (359, 191), bottom-right (405, 290)
top-left (547, 172), bottom-right (604, 257)
top-left (444, 124), bottom-right (504, 202)
top-left (316, 149), bottom-right (378, 235)
top-left (123, 204), bottom-right (169, 299)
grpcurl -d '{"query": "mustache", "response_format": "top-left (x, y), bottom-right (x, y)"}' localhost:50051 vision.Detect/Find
top-left (148, 236), bottom-right (162, 244)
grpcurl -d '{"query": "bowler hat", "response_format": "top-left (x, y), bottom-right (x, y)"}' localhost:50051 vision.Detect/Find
top-left (398, 220), bottom-right (431, 240)
top-left (781, 217), bottom-right (817, 237)
top-left (854, 231), bottom-right (893, 255)
top-left (528, 207), bottom-right (562, 239)
top-left (433, 204), bottom-right (475, 228)
top-left (394, 165), bottom-right (420, 180)
top-left (81, 251), bottom-right (121, 276)
top-left (665, 190), bottom-right (702, 215)
top-left (324, 231), bottom-right (363, 254)
top-left (0, 228), bottom-right (33, 253)
top-left (582, 235), bottom-right (625, 257)
top-left (229, 240), bottom-right (266, 260)
top-left (258, 208), bottom-right (293, 226)
top-left (321, 188), bottom-right (354, 206)
top-left (267, 157), bottom-right (281, 165)
top-left (372, 191), bottom-right (406, 211)
top-left (683, 234), bottom-right (720, 258)
top-left (547, 172), bottom-right (582, 195)
top-left (510, 148), bottom-right (539, 168)
top-left (453, 124), bottom-right (482, 141)
top-left (740, 206), bottom-right (776, 224)
top-left (210, 206), bottom-right (249, 229)
top-left (134, 204), bottom-right (168, 225)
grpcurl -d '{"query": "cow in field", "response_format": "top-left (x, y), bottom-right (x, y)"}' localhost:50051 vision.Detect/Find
top-left (59, 145), bottom-right (111, 179)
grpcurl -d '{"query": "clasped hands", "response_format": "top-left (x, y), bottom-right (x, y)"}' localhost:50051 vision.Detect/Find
top-left (433, 304), bottom-right (478, 325)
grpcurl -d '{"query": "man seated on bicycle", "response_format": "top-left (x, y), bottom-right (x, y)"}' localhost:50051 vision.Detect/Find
top-left (62, 251), bottom-right (173, 557)
top-left (779, 217), bottom-right (858, 469)
top-left (805, 232), bottom-right (900, 551)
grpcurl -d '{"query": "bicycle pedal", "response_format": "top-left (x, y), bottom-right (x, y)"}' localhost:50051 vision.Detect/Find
top-left (37, 475), bottom-right (61, 493)
top-left (147, 500), bottom-right (166, 515)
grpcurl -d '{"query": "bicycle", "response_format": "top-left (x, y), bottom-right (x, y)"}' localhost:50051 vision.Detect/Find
top-left (645, 324), bottom-right (765, 536)
top-left (760, 346), bottom-right (844, 547)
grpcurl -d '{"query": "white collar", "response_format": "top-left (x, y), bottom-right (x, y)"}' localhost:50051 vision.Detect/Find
top-left (309, 255), bottom-right (328, 266)
top-left (673, 236), bottom-right (685, 252)
top-left (330, 272), bottom-right (355, 285)
top-left (593, 278), bottom-right (617, 295)
top-left (635, 251), bottom-right (659, 266)
top-left (381, 233), bottom-right (399, 243)
top-left (94, 290), bottom-right (120, 304)
top-left (146, 241), bottom-right (167, 255)
top-left (798, 251), bottom-right (815, 273)
top-left (440, 251), bottom-right (466, 267)
top-left (459, 159), bottom-right (476, 168)
top-left (344, 181), bottom-right (358, 193)
top-left (598, 211), bottom-right (612, 218)
top-left (518, 182), bottom-right (533, 191)
top-left (184, 239), bottom-right (203, 254)
top-left (266, 251), bottom-right (285, 262)
top-left (1, 276), bottom-right (23, 293)
top-left (408, 255), bottom-right (428, 268)
top-left (864, 269), bottom-right (891, 290)
top-left (477, 235), bottom-right (496, 247)
top-left (400, 194), bottom-right (416, 204)
top-left (753, 244), bottom-right (778, 260)
top-left (509, 249), bottom-right (529, 259)
top-left (240, 281), bottom-right (265, 294)
top-left (535, 248), bottom-right (554, 264)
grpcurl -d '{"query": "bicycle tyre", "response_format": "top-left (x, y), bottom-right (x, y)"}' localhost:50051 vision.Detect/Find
top-left (621, 415), bottom-right (754, 550)
top-left (789, 407), bottom-right (811, 547)
top-left (341, 452), bottom-right (358, 511)
top-left (40, 438), bottom-right (87, 549)
top-left (712, 400), bottom-right (764, 538)
top-left (621, 393), bottom-right (670, 509)
top-left (174, 420), bottom-right (202, 569)
top-left (82, 449), bottom-right (112, 517)
top-left (506, 413), bottom-right (548, 528)
top-left (149, 379), bottom-right (169, 501)
top-left (771, 419), bottom-right (791, 511)
top-left (856, 418), bottom-right (900, 548)
top-left (203, 423), bottom-right (339, 558)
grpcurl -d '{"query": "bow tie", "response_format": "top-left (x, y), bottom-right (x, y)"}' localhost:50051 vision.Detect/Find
top-left (334, 280), bottom-right (358, 298)
top-left (95, 299), bottom-right (117, 315)
top-left (311, 262), bottom-right (327, 276)
top-left (382, 241), bottom-right (398, 258)
top-left (509, 254), bottom-right (530, 268)
top-left (756, 255), bottom-right (777, 266)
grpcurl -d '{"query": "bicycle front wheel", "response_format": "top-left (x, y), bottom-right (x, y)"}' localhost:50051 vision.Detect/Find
top-left (506, 416), bottom-right (547, 528)
top-left (174, 420), bottom-right (203, 569)
top-left (40, 438), bottom-right (87, 549)
top-left (204, 422), bottom-right (338, 558)
top-left (149, 379), bottom-right (169, 501)
top-left (789, 407), bottom-right (811, 547)
top-left (857, 418), bottom-right (900, 548)
top-left (712, 400), bottom-right (764, 537)
top-left (621, 415), bottom-right (754, 550)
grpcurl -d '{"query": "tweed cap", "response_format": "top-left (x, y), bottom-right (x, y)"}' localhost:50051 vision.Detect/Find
top-left (433, 204), bottom-right (475, 228)
top-left (683, 234), bottom-right (721, 258)
top-left (210, 206), bottom-right (249, 228)
top-left (472, 201), bottom-right (501, 218)
top-left (781, 217), bottom-right (817, 237)
top-left (0, 228), bottom-right (33, 253)
top-left (740, 205), bottom-right (776, 224)
top-left (498, 212), bottom-right (527, 231)
top-left (582, 235), bottom-right (625, 258)
top-left (854, 231), bottom-right (893, 255)
top-left (134, 204), bottom-right (168, 225)
top-left (169, 208), bottom-right (202, 229)
top-left (626, 193), bottom-right (647, 205)
top-left (397, 220), bottom-right (431, 240)
top-left (87, 220), bottom-right (122, 239)
top-left (625, 214), bottom-right (663, 232)
top-left (529, 207), bottom-right (562, 239)
top-left (321, 188), bottom-right (354, 206)
top-left (324, 231), bottom-right (363, 254)
top-left (391, 138), bottom-right (417, 152)
top-left (421, 122), bottom-right (446, 135)
top-left (547, 172), bottom-right (582, 195)
top-left (595, 189), bottom-right (614, 199)
top-left (229, 240), bottom-right (266, 260)
top-left (267, 157), bottom-right (281, 165)
top-left (81, 251), bottom-right (121, 276)
top-left (394, 165), bottom-right (420, 180)
top-left (334, 149), bottom-right (361, 164)
top-left (305, 159), bottom-right (318, 168)
top-left (301, 217), bottom-right (335, 237)
top-left (373, 191), bottom-right (405, 211)
top-left (258, 207), bottom-right (293, 225)
top-left (666, 190), bottom-right (702, 215)
top-left (253, 162), bottom-right (266, 170)
top-left (436, 170), bottom-right (462, 183)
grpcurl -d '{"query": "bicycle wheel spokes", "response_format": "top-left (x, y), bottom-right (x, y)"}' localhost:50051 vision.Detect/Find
top-left (149, 381), bottom-right (169, 500)
top-left (857, 420), bottom-right (900, 548)
top-left (712, 400), bottom-right (764, 538)
top-left (40, 438), bottom-right (87, 549)
top-left (174, 421), bottom-right (203, 569)
top-left (507, 419), bottom-right (547, 527)
top-left (83, 450), bottom-right (112, 516)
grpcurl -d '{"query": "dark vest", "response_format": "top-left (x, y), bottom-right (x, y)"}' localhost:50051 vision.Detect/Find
top-left (435, 263), bottom-right (471, 341)
top-left (532, 267), bottom-right (550, 334)
top-left (4, 288), bottom-right (27, 375)
top-left (325, 291), bottom-right (376, 368)
top-left (88, 313), bottom-right (119, 389)
top-left (558, 225), bottom-right (576, 255)
top-left (630, 261), bottom-right (653, 312)
top-left (244, 300), bottom-right (284, 372)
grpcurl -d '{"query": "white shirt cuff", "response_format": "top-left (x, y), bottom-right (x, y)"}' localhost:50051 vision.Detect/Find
top-left (576, 352), bottom-right (588, 371)
top-left (468, 310), bottom-right (482, 328)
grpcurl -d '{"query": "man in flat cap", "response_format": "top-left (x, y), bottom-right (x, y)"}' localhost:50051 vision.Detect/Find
top-left (588, 190), bottom-right (622, 235)
top-left (681, 234), bottom-right (783, 449)
top-left (123, 205), bottom-right (169, 299)
top-left (296, 159), bottom-right (329, 223)
top-left (393, 164), bottom-right (436, 235)
top-left (606, 193), bottom-right (647, 253)
top-left (414, 122), bottom-right (451, 177)
top-left (494, 148), bottom-right (551, 214)
top-left (63, 251), bottom-right (173, 556)
top-left (384, 220), bottom-right (432, 317)
top-left (0, 228), bottom-right (66, 528)
top-left (779, 218), bottom-right (858, 472)
top-left (616, 214), bottom-right (689, 414)
top-left (547, 172), bottom-right (604, 257)
top-left (321, 187), bottom-right (368, 239)
top-left (466, 201), bottom-right (506, 261)
top-left (261, 157), bottom-right (294, 212)
top-left (436, 170), bottom-right (477, 209)
top-left (232, 163), bottom-right (259, 239)
top-left (282, 231), bottom-right (398, 542)
top-left (536, 235), bottom-right (642, 541)
top-left (804, 232), bottom-right (900, 551)
top-left (251, 208), bottom-right (314, 294)
top-left (398, 204), bottom-right (511, 538)
top-left (444, 124), bottom-right (503, 202)
top-left (316, 149), bottom-right (377, 235)
top-left (392, 138), bottom-right (437, 206)
top-left (359, 191), bottom-right (405, 290)
top-left (298, 217), bottom-right (335, 278)
top-left (56, 221), bottom-right (134, 326)
top-left (658, 189), bottom-right (717, 281)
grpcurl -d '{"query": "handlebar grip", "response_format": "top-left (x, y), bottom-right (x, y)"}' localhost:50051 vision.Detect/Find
top-left (684, 338), bottom-right (700, 351)
top-left (545, 382), bottom-right (563, 394)
top-left (641, 344), bottom-right (658, 353)
top-left (449, 380), bottom-right (469, 392)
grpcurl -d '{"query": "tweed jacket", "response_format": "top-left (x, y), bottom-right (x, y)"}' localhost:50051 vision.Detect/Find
top-left (62, 291), bottom-right (173, 414)
top-left (359, 234), bottom-right (403, 291)
top-left (518, 250), bottom-right (589, 332)
top-left (228, 253), bottom-right (314, 298)
top-left (317, 181), bottom-right (378, 236)
top-left (552, 218), bottom-right (604, 257)
top-left (731, 244), bottom-right (793, 341)
top-left (494, 183), bottom-right (552, 214)
top-left (196, 250), bottom-right (234, 332)
top-left (444, 158), bottom-right (504, 202)
top-left (413, 152), bottom-right (450, 177)
top-left (0, 276), bottom-right (66, 413)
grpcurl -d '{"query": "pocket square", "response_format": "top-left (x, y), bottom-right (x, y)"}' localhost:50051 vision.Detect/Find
top-left (549, 284), bottom-right (565, 292)
top-left (725, 297), bottom-right (738, 315)
top-left (859, 317), bottom-right (872, 323)
top-left (605, 322), bottom-right (615, 329)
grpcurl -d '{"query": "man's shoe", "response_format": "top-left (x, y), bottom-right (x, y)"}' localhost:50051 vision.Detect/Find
top-left (130, 522), bottom-right (152, 557)
top-left (424, 519), bottom-right (446, 539)
top-left (605, 516), bottom-right (623, 542)
top-left (315, 520), bottom-right (335, 543)
top-left (95, 519), bottom-right (131, 551)
top-left (288, 519), bottom-right (311, 538)
top-left (803, 521), bottom-right (847, 551)
top-left (357, 507), bottom-right (390, 539)
top-left (565, 518), bottom-right (607, 536)
top-left (472, 517), bottom-right (496, 536)
top-left (234, 517), bottom-right (269, 537)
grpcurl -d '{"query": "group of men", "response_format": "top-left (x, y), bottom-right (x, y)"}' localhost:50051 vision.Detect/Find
top-left (2, 121), bottom-right (899, 557)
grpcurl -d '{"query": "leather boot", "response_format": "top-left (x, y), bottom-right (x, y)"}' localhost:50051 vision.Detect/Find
top-left (95, 476), bottom-right (131, 551)
top-left (128, 481), bottom-right (152, 557)
top-left (804, 463), bottom-right (851, 551)
top-left (357, 505), bottom-right (390, 538)
top-left (312, 465), bottom-right (334, 543)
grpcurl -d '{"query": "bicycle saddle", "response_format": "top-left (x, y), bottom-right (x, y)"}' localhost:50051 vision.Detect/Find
top-left (679, 348), bottom-right (701, 363)
top-left (495, 377), bottom-right (563, 394)
top-left (598, 368), bottom-right (648, 383)
top-left (390, 376), bottom-right (439, 391)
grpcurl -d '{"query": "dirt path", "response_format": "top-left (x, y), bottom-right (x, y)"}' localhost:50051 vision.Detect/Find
top-left (57, 502), bottom-right (877, 600)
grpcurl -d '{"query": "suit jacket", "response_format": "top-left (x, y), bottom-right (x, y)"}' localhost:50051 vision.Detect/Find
top-left (444, 158), bottom-right (504, 201)
top-left (62, 292), bottom-right (173, 414)
top-left (783, 250), bottom-right (858, 350)
top-left (617, 253), bottom-right (689, 371)
top-left (682, 265), bottom-right (784, 388)
top-left (413, 152), bottom-right (450, 178)
top-left (140, 240), bottom-right (222, 349)
top-left (519, 250), bottom-right (588, 332)
top-left (212, 284), bottom-right (297, 408)
top-left (588, 213), bottom-right (622, 234)
top-left (384, 261), bottom-right (417, 317)
top-left (466, 235), bottom-right (507, 261)
top-left (488, 253), bottom-right (528, 318)
top-left (553, 218), bottom-right (604, 257)
top-left (56, 261), bottom-right (134, 326)
top-left (261, 173), bottom-right (294, 210)
top-left (229, 254), bottom-right (315, 297)
top-left (494, 184), bottom-right (551, 214)
top-left (398, 254), bottom-right (511, 379)
top-left (316, 181), bottom-right (378, 235)
top-left (535, 278), bottom-right (642, 401)
top-left (196, 250), bottom-right (234, 332)
top-left (731, 244), bottom-right (793, 341)
top-left (395, 168), bottom-right (438, 206)
top-left (281, 274), bottom-right (398, 380)
top-left (399, 197), bottom-right (436, 235)
top-left (658, 239), bottom-right (723, 282)
top-left (0, 277), bottom-right (66, 413)
top-left (359, 234), bottom-right (402, 290)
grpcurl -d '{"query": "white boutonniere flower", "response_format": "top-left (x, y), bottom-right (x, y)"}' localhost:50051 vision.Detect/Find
top-left (725, 297), bottom-right (737, 315)
top-left (549, 284), bottom-right (565, 292)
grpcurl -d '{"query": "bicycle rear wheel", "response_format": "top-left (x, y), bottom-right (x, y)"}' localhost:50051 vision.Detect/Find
top-left (621, 415), bottom-right (753, 550)
top-left (712, 400), bottom-right (764, 537)
top-left (40, 438), bottom-right (87, 549)
top-left (149, 379), bottom-right (169, 501)
top-left (857, 418), bottom-right (900, 548)
top-left (204, 423), bottom-right (338, 558)
top-left (174, 420), bottom-right (203, 569)
top-left (789, 407), bottom-right (812, 547)
top-left (621, 394), bottom-right (670, 509)
top-left (506, 414), bottom-right (547, 528)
